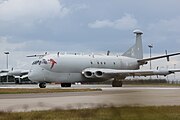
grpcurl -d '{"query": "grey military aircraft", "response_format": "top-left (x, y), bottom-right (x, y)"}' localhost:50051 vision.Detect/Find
top-left (27, 30), bottom-right (180, 88)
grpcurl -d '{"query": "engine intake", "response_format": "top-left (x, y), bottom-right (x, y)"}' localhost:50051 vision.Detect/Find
top-left (83, 71), bottom-right (94, 78)
top-left (95, 71), bottom-right (103, 78)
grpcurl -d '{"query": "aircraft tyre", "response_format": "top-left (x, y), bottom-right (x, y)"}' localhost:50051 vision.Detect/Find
top-left (61, 83), bottom-right (71, 87)
top-left (112, 80), bottom-right (122, 87)
top-left (39, 82), bottom-right (46, 88)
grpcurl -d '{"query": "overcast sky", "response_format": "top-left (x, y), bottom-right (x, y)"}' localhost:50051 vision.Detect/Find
top-left (0, 0), bottom-right (180, 79)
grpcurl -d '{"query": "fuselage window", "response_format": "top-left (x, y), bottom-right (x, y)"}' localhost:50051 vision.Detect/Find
top-left (113, 62), bottom-right (116, 65)
top-left (104, 62), bottom-right (106, 65)
top-left (100, 62), bottom-right (103, 64)
top-left (90, 62), bottom-right (93, 64)
top-left (97, 62), bottom-right (99, 64)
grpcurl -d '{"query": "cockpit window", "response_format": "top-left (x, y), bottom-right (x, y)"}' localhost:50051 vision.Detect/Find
top-left (32, 60), bottom-right (39, 65)
top-left (41, 59), bottom-right (48, 64)
top-left (32, 59), bottom-right (48, 65)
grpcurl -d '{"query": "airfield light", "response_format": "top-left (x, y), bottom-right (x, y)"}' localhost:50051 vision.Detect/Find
top-left (174, 64), bottom-right (176, 81)
top-left (148, 44), bottom-right (153, 69)
top-left (4, 51), bottom-right (9, 69)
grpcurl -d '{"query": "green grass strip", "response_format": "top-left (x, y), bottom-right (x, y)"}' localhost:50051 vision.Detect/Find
top-left (0, 106), bottom-right (180, 120)
top-left (0, 88), bottom-right (101, 94)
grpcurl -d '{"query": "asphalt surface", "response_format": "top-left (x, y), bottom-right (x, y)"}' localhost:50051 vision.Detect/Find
top-left (1, 84), bottom-right (180, 112)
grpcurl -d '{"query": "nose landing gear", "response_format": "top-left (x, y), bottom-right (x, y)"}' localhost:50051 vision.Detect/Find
top-left (39, 82), bottom-right (46, 88)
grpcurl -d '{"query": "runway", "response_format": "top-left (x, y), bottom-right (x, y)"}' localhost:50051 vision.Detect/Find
top-left (1, 84), bottom-right (180, 112)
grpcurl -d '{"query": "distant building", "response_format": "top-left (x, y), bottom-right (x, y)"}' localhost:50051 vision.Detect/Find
top-left (0, 75), bottom-right (34, 84)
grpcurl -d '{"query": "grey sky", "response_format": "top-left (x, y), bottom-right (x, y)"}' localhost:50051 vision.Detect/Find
top-left (0, 0), bottom-right (180, 78)
top-left (0, 0), bottom-right (180, 52)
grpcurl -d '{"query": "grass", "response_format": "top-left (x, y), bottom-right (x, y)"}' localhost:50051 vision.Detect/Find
top-left (124, 83), bottom-right (180, 87)
top-left (0, 106), bottom-right (180, 120)
top-left (0, 88), bottom-right (101, 94)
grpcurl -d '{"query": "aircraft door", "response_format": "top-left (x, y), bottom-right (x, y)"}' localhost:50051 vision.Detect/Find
top-left (67, 73), bottom-right (70, 82)
top-left (41, 68), bottom-right (46, 81)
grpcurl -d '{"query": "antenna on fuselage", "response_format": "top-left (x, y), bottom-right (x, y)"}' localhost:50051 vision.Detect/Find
top-left (107, 50), bottom-right (110, 56)
top-left (165, 50), bottom-right (170, 61)
top-left (57, 52), bottom-right (60, 57)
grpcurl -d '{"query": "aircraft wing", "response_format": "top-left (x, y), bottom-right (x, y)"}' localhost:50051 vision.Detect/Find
top-left (82, 68), bottom-right (180, 79)
top-left (27, 54), bottom-right (45, 58)
top-left (138, 52), bottom-right (180, 64)
top-left (0, 69), bottom-right (9, 73)
top-left (0, 72), bottom-right (8, 77)
top-left (0, 70), bottom-right (29, 77)
top-left (8, 70), bottom-right (29, 76)
top-left (0, 69), bottom-right (9, 77)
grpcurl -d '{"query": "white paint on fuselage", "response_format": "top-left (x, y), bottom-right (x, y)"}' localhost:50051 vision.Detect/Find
top-left (28, 54), bottom-right (140, 83)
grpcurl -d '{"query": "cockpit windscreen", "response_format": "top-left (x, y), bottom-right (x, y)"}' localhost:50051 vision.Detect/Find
top-left (32, 59), bottom-right (48, 65)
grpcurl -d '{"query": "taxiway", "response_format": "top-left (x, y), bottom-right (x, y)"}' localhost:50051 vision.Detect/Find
top-left (0, 84), bottom-right (180, 112)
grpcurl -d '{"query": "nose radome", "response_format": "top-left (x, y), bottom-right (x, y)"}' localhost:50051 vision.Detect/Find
top-left (28, 67), bottom-right (46, 83)
top-left (28, 69), bottom-right (40, 82)
top-left (28, 70), bottom-right (34, 81)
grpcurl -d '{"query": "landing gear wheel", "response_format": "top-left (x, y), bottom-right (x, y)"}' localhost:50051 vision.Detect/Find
top-left (61, 83), bottom-right (71, 87)
top-left (39, 82), bottom-right (46, 88)
top-left (112, 80), bottom-right (122, 87)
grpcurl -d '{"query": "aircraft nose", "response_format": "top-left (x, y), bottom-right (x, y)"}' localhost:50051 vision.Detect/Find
top-left (28, 70), bottom-right (36, 82)
top-left (28, 68), bottom-right (45, 82)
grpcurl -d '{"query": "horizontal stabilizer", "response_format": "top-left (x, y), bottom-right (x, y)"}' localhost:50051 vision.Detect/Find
top-left (138, 52), bottom-right (180, 64)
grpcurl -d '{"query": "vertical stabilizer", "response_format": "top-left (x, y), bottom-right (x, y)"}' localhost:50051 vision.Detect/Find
top-left (122, 29), bottom-right (143, 59)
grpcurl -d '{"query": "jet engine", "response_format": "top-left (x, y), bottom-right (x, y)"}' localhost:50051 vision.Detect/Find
top-left (82, 69), bottom-right (105, 79)
top-left (83, 71), bottom-right (94, 78)
top-left (94, 71), bottom-right (104, 78)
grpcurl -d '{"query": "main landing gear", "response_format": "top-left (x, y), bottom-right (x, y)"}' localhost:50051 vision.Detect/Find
top-left (38, 82), bottom-right (71, 88)
top-left (112, 80), bottom-right (123, 87)
top-left (61, 83), bottom-right (71, 87)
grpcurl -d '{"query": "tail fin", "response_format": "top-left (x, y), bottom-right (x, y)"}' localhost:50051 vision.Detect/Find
top-left (122, 29), bottom-right (143, 59)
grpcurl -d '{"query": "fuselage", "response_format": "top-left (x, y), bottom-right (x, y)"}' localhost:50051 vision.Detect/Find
top-left (28, 53), bottom-right (140, 83)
